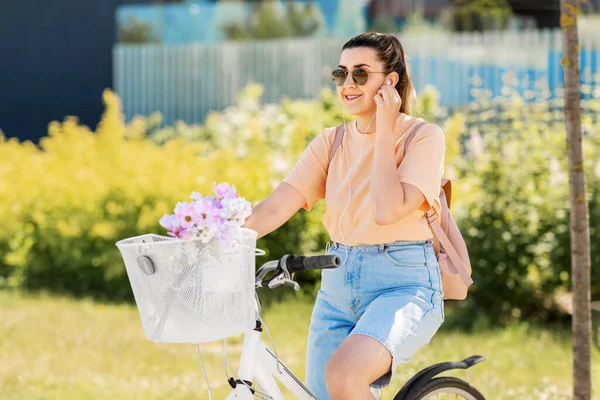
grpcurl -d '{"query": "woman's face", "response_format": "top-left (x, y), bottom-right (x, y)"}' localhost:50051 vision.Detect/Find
top-left (336, 47), bottom-right (390, 117)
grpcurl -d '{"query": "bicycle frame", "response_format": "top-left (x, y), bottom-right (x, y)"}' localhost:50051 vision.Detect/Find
top-left (225, 323), bottom-right (317, 400)
top-left (216, 255), bottom-right (485, 400)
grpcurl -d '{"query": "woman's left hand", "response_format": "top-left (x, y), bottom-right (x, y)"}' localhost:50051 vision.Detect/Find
top-left (373, 85), bottom-right (402, 136)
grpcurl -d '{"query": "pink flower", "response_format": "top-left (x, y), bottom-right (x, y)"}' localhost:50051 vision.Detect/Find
top-left (173, 227), bottom-right (189, 240)
top-left (174, 202), bottom-right (196, 228)
top-left (160, 182), bottom-right (252, 245)
top-left (160, 214), bottom-right (188, 239)
top-left (193, 197), bottom-right (220, 221)
top-left (212, 182), bottom-right (238, 200)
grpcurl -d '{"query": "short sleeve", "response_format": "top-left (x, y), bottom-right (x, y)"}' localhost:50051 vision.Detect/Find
top-left (397, 124), bottom-right (446, 207)
top-left (282, 128), bottom-right (335, 210)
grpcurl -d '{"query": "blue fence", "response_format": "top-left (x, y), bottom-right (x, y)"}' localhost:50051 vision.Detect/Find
top-left (113, 30), bottom-right (600, 127)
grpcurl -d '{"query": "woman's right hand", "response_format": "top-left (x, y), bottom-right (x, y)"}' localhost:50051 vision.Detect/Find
top-left (242, 182), bottom-right (306, 239)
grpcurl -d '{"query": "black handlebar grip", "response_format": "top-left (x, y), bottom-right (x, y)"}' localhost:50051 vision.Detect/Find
top-left (288, 255), bottom-right (341, 273)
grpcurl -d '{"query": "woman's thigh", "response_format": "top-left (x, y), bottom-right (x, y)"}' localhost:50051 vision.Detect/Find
top-left (325, 333), bottom-right (392, 387)
top-left (350, 242), bottom-right (445, 387)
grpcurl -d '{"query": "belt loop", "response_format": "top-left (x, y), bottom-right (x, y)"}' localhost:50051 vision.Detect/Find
top-left (378, 244), bottom-right (387, 252)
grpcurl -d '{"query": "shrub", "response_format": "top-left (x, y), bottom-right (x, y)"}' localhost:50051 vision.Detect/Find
top-left (1, 81), bottom-right (598, 328)
top-left (448, 87), bottom-right (600, 327)
top-left (0, 85), bottom-right (338, 301)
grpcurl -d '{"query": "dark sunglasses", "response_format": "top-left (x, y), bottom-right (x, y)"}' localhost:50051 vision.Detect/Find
top-left (331, 68), bottom-right (390, 86)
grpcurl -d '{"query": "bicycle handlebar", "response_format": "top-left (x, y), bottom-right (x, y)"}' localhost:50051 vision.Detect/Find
top-left (255, 254), bottom-right (341, 290)
top-left (287, 255), bottom-right (341, 273)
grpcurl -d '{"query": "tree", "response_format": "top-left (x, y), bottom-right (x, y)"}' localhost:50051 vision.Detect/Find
top-left (450, 0), bottom-right (513, 31)
top-left (560, 1), bottom-right (592, 399)
top-left (223, 2), bottom-right (323, 41)
top-left (118, 16), bottom-right (160, 44)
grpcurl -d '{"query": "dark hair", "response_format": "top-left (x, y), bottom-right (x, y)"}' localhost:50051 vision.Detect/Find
top-left (342, 32), bottom-right (415, 115)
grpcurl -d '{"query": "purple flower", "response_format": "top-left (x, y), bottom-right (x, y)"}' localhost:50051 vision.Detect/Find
top-left (159, 214), bottom-right (179, 231)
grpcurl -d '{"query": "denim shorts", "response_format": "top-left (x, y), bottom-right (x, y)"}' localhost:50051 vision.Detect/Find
top-left (305, 240), bottom-right (445, 399)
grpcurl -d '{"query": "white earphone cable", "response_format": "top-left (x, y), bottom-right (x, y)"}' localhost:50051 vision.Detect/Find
top-left (337, 109), bottom-right (376, 267)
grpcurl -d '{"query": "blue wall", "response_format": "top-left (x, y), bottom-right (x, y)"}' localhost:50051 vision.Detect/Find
top-left (116, 0), bottom-right (367, 44)
top-left (0, 0), bottom-right (148, 143)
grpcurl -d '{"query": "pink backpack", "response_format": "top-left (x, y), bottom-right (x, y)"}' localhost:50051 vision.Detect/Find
top-left (329, 122), bottom-right (473, 300)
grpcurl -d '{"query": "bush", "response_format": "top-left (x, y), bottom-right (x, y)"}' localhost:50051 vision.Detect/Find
top-left (448, 85), bottom-right (600, 327)
top-left (0, 85), bottom-right (339, 301)
top-left (1, 81), bottom-right (598, 328)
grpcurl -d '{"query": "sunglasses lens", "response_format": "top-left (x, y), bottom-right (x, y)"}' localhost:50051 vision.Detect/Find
top-left (331, 69), bottom-right (346, 86)
top-left (353, 69), bottom-right (368, 85)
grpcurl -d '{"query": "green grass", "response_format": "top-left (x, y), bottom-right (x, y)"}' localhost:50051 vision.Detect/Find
top-left (1, 290), bottom-right (599, 399)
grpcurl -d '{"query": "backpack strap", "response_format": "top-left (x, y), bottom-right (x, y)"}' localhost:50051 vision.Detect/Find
top-left (426, 208), bottom-right (474, 286)
top-left (402, 120), bottom-right (427, 156)
top-left (402, 120), bottom-right (472, 286)
top-left (329, 124), bottom-right (346, 164)
top-left (441, 179), bottom-right (452, 209)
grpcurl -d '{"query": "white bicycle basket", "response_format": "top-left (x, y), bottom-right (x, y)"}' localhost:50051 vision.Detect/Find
top-left (116, 228), bottom-right (262, 344)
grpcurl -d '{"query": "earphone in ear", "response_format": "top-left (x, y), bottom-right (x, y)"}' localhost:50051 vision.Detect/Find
top-left (385, 78), bottom-right (392, 86)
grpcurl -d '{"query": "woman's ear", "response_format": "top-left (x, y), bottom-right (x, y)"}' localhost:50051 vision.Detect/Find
top-left (387, 71), bottom-right (400, 87)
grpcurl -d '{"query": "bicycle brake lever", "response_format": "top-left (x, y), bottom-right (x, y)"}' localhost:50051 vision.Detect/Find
top-left (267, 275), bottom-right (300, 291)
top-left (258, 255), bottom-right (300, 290)
top-left (283, 278), bottom-right (300, 291)
top-left (255, 261), bottom-right (279, 282)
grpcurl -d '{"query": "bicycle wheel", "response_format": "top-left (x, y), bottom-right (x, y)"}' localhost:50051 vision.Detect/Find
top-left (411, 377), bottom-right (485, 400)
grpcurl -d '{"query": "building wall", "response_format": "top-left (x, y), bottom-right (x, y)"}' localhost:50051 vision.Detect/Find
top-left (506, 0), bottom-right (560, 29)
top-left (0, 0), bottom-right (148, 143)
top-left (115, 0), bottom-right (367, 44)
top-left (367, 0), bottom-right (563, 29)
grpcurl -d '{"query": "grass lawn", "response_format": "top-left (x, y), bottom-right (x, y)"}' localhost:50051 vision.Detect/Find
top-left (1, 290), bottom-right (599, 399)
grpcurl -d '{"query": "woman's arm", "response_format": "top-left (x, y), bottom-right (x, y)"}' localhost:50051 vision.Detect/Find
top-left (243, 182), bottom-right (307, 239)
top-left (371, 135), bottom-right (426, 225)
top-left (371, 87), bottom-right (428, 225)
top-left (245, 126), bottom-right (332, 237)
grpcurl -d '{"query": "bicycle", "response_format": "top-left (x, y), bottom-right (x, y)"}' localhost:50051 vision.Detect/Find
top-left (116, 231), bottom-right (485, 400)
top-left (223, 252), bottom-right (486, 400)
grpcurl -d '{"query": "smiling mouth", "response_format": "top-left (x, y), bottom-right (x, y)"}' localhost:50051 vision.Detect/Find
top-left (344, 94), bottom-right (362, 101)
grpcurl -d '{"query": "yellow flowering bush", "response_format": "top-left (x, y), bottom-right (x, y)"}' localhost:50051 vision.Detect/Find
top-left (1, 80), bottom-right (598, 327)
top-left (0, 85), bottom-right (346, 300)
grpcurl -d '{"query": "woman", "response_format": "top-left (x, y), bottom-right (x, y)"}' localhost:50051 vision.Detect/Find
top-left (244, 32), bottom-right (446, 400)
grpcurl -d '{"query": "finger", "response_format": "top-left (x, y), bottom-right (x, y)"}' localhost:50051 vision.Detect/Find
top-left (386, 86), bottom-right (399, 98)
top-left (378, 88), bottom-right (391, 103)
top-left (373, 93), bottom-right (383, 105)
top-left (387, 87), bottom-right (401, 104)
top-left (386, 86), bottom-right (398, 100)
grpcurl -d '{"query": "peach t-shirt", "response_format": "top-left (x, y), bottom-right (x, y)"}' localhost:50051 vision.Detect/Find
top-left (282, 113), bottom-right (446, 246)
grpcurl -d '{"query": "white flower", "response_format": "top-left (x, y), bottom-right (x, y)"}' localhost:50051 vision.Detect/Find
top-left (190, 191), bottom-right (203, 201)
top-left (199, 229), bottom-right (213, 244)
top-left (468, 131), bottom-right (484, 157)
